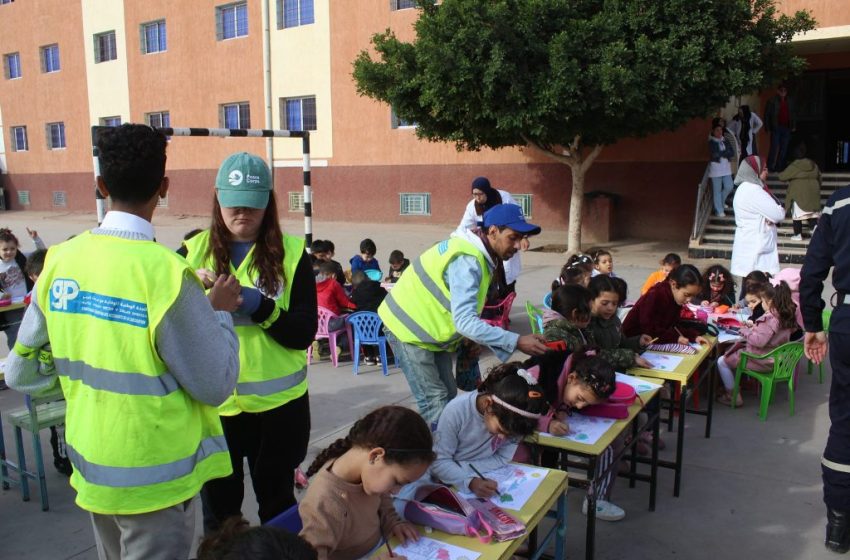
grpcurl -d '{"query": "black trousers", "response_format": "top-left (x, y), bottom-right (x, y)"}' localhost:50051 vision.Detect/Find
top-left (202, 392), bottom-right (311, 531)
top-left (824, 332), bottom-right (850, 511)
top-left (792, 218), bottom-right (818, 236)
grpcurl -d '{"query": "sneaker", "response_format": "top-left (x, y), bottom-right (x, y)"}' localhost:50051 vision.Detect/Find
top-left (0, 380), bottom-right (7, 391)
top-left (582, 498), bottom-right (625, 521)
top-left (790, 234), bottom-right (803, 241)
top-left (53, 457), bottom-right (72, 477)
top-left (311, 340), bottom-right (321, 358)
top-left (715, 211), bottom-right (727, 218)
top-left (334, 345), bottom-right (343, 361)
top-left (364, 356), bottom-right (377, 366)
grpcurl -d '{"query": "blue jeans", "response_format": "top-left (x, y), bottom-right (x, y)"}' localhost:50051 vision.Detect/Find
top-left (384, 329), bottom-right (457, 426)
top-left (710, 175), bottom-right (734, 215)
top-left (768, 126), bottom-right (792, 171)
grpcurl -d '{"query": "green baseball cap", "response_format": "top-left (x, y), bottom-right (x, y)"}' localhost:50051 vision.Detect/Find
top-left (215, 152), bottom-right (272, 209)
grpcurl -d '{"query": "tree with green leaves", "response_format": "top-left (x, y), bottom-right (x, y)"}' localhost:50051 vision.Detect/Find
top-left (353, 0), bottom-right (815, 252)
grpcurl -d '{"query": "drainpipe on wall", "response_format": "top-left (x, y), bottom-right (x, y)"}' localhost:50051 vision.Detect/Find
top-left (261, 0), bottom-right (274, 186)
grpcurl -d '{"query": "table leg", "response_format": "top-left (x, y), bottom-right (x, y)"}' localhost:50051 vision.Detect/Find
top-left (629, 419), bottom-right (638, 489)
top-left (585, 456), bottom-right (597, 560)
top-left (554, 489), bottom-right (567, 560)
top-left (674, 382), bottom-right (686, 497)
top-left (666, 381), bottom-right (675, 432)
top-left (0, 412), bottom-right (8, 490)
top-left (650, 394), bottom-right (659, 512)
top-left (706, 360), bottom-right (716, 439)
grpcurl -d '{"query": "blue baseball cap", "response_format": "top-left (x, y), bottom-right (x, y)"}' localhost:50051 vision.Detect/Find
top-left (483, 204), bottom-right (541, 235)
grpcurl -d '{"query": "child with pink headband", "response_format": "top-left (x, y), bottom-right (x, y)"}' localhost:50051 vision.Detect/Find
top-left (430, 362), bottom-right (548, 499)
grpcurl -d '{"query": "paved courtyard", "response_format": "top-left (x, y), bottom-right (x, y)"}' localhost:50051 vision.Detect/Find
top-left (0, 210), bottom-right (839, 559)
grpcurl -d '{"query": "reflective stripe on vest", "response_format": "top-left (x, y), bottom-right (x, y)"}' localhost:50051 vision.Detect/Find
top-left (54, 357), bottom-right (181, 397)
top-left (67, 435), bottom-right (227, 488)
top-left (379, 237), bottom-right (490, 352)
top-left (39, 232), bottom-right (231, 515)
top-left (183, 230), bottom-right (309, 415)
top-left (823, 457), bottom-right (850, 474)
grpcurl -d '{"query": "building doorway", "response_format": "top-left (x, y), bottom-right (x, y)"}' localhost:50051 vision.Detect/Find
top-left (795, 68), bottom-right (850, 172)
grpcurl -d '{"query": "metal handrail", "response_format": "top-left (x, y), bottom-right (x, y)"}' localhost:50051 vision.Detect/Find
top-left (690, 164), bottom-right (712, 241)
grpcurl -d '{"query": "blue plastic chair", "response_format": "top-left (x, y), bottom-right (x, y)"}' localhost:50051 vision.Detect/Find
top-left (364, 269), bottom-right (383, 282)
top-left (266, 503), bottom-right (303, 533)
top-left (542, 291), bottom-right (553, 309)
top-left (346, 311), bottom-right (396, 376)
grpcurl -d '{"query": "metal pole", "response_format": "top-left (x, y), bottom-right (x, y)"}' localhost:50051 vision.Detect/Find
top-left (261, 0), bottom-right (275, 185)
top-left (302, 134), bottom-right (312, 249)
top-left (91, 126), bottom-right (106, 225)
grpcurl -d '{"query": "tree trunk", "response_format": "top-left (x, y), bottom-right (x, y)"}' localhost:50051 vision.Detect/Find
top-left (567, 163), bottom-right (585, 254)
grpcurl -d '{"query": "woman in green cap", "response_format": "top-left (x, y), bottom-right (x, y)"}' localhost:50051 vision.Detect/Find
top-left (179, 152), bottom-right (318, 531)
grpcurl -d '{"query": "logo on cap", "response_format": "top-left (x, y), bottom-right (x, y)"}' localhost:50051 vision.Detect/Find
top-left (228, 170), bottom-right (244, 186)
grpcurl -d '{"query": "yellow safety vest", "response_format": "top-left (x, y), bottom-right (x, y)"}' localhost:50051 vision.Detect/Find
top-left (33, 232), bottom-right (231, 515)
top-left (183, 230), bottom-right (308, 416)
top-left (378, 237), bottom-right (491, 352)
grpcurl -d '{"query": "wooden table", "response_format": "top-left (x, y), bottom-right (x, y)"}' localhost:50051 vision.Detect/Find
top-left (626, 337), bottom-right (717, 497)
top-left (526, 382), bottom-right (661, 560)
top-left (379, 466), bottom-right (568, 560)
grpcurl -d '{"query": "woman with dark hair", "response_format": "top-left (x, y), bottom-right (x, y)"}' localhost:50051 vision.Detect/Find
top-left (457, 176), bottom-right (528, 292)
top-left (729, 105), bottom-right (763, 159)
top-left (180, 152), bottom-right (318, 531)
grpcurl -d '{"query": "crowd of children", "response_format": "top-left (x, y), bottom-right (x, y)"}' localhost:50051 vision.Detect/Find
top-left (2, 217), bottom-right (808, 559)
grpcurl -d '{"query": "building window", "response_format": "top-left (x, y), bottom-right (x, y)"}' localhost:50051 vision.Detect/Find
top-left (53, 191), bottom-right (67, 208)
top-left (17, 191), bottom-right (30, 206)
top-left (40, 44), bottom-right (60, 73)
top-left (146, 111), bottom-right (170, 129)
top-left (94, 31), bottom-right (117, 63)
top-left (399, 193), bottom-right (431, 216)
top-left (10, 126), bottom-right (27, 151)
top-left (391, 108), bottom-right (416, 129)
top-left (100, 116), bottom-right (121, 127)
top-left (220, 102), bottom-right (250, 129)
top-left (3, 52), bottom-right (21, 79)
top-left (46, 122), bottom-right (66, 149)
top-left (281, 96), bottom-right (316, 131)
top-left (288, 192), bottom-right (304, 212)
top-left (217, 2), bottom-right (248, 40)
top-left (277, 0), bottom-right (314, 29)
top-left (141, 20), bottom-right (167, 54)
top-left (513, 194), bottom-right (533, 218)
top-left (391, 0), bottom-right (417, 9)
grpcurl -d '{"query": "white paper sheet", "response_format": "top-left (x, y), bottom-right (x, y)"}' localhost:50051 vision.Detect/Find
top-left (457, 464), bottom-right (548, 510)
top-left (615, 372), bottom-right (662, 393)
top-left (392, 537), bottom-right (480, 560)
top-left (541, 414), bottom-right (616, 446)
top-left (718, 331), bottom-right (743, 344)
top-left (640, 352), bottom-right (684, 372)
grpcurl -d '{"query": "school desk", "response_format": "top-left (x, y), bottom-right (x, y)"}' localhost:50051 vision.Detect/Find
top-left (626, 336), bottom-right (717, 497)
top-left (377, 466), bottom-right (568, 560)
top-left (526, 383), bottom-right (661, 560)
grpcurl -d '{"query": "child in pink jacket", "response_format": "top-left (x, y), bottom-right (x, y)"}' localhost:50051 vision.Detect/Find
top-left (716, 281), bottom-right (799, 406)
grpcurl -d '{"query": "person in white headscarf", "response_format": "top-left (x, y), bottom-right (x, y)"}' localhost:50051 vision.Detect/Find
top-left (730, 155), bottom-right (785, 277)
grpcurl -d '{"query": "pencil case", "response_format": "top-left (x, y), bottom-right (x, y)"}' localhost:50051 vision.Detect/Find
top-left (468, 497), bottom-right (526, 542)
top-left (403, 484), bottom-right (493, 542)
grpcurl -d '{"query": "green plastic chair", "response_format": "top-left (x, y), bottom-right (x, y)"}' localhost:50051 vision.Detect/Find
top-left (731, 341), bottom-right (805, 421)
top-left (526, 301), bottom-right (544, 335)
top-left (807, 309), bottom-right (832, 383)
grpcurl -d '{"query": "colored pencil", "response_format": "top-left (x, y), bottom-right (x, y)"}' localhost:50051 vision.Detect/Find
top-left (469, 463), bottom-right (502, 497)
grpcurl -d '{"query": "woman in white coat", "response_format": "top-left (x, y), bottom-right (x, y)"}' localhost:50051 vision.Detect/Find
top-left (457, 176), bottom-right (527, 289)
top-left (730, 155), bottom-right (785, 277)
top-left (728, 105), bottom-right (763, 159)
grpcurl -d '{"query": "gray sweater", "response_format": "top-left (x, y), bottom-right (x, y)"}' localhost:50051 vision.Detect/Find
top-left (430, 391), bottom-right (519, 491)
top-left (5, 227), bottom-right (240, 406)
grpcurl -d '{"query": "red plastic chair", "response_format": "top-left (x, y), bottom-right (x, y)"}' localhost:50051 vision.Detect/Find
top-left (480, 292), bottom-right (517, 329)
top-left (307, 306), bottom-right (353, 368)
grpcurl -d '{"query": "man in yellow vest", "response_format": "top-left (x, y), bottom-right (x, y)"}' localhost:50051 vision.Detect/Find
top-left (379, 203), bottom-right (549, 425)
top-left (6, 124), bottom-right (242, 560)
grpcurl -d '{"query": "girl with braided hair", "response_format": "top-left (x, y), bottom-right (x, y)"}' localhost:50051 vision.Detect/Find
top-left (298, 406), bottom-right (435, 560)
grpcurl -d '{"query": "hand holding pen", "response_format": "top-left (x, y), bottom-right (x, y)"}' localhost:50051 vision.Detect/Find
top-left (468, 464), bottom-right (502, 499)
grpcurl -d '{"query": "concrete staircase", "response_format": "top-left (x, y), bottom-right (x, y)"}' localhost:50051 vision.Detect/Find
top-left (688, 172), bottom-right (850, 264)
